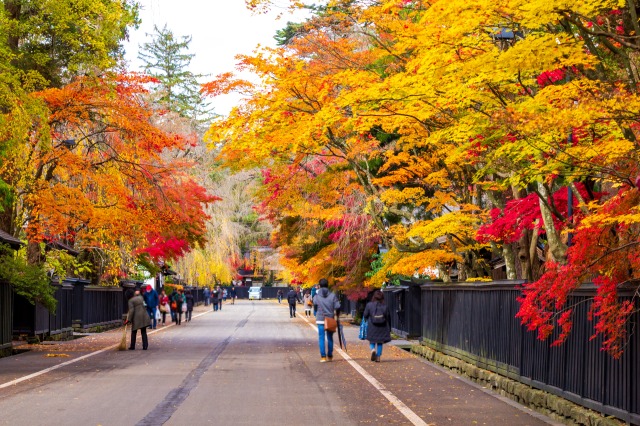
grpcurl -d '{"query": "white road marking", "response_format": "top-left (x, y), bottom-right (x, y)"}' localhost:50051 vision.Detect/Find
top-left (0, 310), bottom-right (211, 390)
top-left (297, 314), bottom-right (430, 426)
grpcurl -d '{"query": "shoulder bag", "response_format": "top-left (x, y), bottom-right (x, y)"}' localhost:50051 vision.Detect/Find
top-left (320, 294), bottom-right (338, 332)
top-left (358, 317), bottom-right (368, 340)
top-left (324, 316), bottom-right (337, 332)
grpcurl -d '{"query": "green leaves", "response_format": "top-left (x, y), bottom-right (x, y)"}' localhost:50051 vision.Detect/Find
top-left (0, 245), bottom-right (55, 311)
top-left (3, 0), bottom-right (138, 87)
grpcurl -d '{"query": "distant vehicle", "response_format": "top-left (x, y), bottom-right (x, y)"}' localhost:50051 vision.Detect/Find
top-left (248, 287), bottom-right (262, 300)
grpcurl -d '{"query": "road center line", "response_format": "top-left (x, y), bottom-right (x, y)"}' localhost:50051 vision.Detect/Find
top-left (297, 314), bottom-right (429, 426)
top-left (0, 310), bottom-right (211, 390)
top-left (136, 335), bottom-right (232, 426)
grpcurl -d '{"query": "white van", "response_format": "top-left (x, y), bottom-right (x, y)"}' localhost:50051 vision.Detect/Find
top-left (248, 287), bottom-right (262, 300)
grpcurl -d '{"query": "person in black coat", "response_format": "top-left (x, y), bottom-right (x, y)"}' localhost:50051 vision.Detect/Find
top-left (126, 290), bottom-right (151, 350)
top-left (185, 290), bottom-right (194, 322)
top-left (230, 286), bottom-right (236, 304)
top-left (287, 287), bottom-right (300, 318)
top-left (362, 290), bottom-right (391, 362)
top-left (211, 287), bottom-right (219, 311)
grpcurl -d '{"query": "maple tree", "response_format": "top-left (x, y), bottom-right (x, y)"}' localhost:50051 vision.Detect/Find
top-left (0, 0), bottom-right (224, 296)
top-left (203, 9), bottom-right (389, 293)
top-left (0, 73), bottom-right (216, 283)
top-left (208, 0), bottom-right (640, 355)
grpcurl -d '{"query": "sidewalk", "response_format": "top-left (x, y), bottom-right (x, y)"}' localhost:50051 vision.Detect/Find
top-left (0, 304), bottom-right (212, 387)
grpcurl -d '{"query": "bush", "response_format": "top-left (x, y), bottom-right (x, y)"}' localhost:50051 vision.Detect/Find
top-left (0, 246), bottom-right (56, 311)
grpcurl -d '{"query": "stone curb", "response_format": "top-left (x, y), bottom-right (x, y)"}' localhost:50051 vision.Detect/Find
top-left (410, 344), bottom-right (623, 426)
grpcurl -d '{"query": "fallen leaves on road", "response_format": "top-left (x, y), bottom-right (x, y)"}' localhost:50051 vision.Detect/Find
top-left (45, 353), bottom-right (70, 357)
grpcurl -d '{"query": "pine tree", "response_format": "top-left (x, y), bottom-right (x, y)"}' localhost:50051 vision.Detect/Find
top-left (137, 24), bottom-right (213, 121)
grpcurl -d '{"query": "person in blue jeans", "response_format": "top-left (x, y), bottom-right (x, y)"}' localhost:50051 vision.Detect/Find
top-left (142, 285), bottom-right (159, 329)
top-left (311, 284), bottom-right (319, 316)
top-left (203, 287), bottom-right (210, 306)
top-left (216, 286), bottom-right (223, 311)
top-left (312, 278), bottom-right (340, 362)
top-left (362, 290), bottom-right (391, 362)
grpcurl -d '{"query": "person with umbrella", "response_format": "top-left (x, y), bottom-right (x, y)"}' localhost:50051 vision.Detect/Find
top-left (362, 290), bottom-right (391, 362)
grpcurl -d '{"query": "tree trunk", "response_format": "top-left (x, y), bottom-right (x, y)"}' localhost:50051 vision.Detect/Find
top-left (502, 243), bottom-right (517, 279)
top-left (488, 187), bottom-right (518, 279)
top-left (26, 241), bottom-right (43, 265)
top-left (437, 263), bottom-right (452, 283)
top-left (517, 231), bottom-right (533, 281)
top-left (537, 181), bottom-right (568, 263)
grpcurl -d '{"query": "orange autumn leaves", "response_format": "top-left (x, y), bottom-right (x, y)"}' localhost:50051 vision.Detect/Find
top-left (1, 73), bottom-right (216, 280)
top-left (208, 0), bottom-right (640, 354)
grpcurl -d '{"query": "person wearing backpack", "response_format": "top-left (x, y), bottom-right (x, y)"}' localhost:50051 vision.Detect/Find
top-left (363, 290), bottom-right (391, 362)
top-left (172, 289), bottom-right (184, 325)
top-left (312, 278), bottom-right (341, 362)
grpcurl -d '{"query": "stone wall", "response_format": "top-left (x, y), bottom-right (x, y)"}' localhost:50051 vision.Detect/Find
top-left (410, 344), bottom-right (624, 426)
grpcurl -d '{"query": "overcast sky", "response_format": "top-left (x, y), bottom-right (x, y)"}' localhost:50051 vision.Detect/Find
top-left (124, 1), bottom-right (307, 115)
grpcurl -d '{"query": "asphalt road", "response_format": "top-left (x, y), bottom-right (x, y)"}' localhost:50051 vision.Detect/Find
top-left (0, 300), bottom-right (556, 426)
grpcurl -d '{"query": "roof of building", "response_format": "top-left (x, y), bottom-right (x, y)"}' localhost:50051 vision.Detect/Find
top-left (0, 229), bottom-right (23, 250)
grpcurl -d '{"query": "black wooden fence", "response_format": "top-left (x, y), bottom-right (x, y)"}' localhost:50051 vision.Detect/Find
top-left (71, 279), bottom-right (123, 331)
top-left (48, 282), bottom-right (74, 338)
top-left (192, 287), bottom-right (204, 305)
top-left (0, 283), bottom-right (12, 356)
top-left (384, 280), bottom-right (639, 424)
top-left (219, 286), bottom-right (284, 299)
top-left (383, 281), bottom-right (423, 338)
top-left (13, 281), bottom-right (74, 340)
top-left (337, 293), bottom-right (358, 318)
top-left (226, 286), bottom-right (359, 318)
top-left (261, 286), bottom-right (287, 299)
top-left (233, 286), bottom-right (249, 299)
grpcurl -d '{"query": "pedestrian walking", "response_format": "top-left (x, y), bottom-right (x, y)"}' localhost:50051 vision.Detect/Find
top-left (172, 288), bottom-right (184, 325)
top-left (126, 290), bottom-right (151, 350)
top-left (185, 290), bottom-right (194, 322)
top-left (158, 289), bottom-right (170, 326)
top-left (216, 286), bottom-right (223, 311)
top-left (287, 287), bottom-right (300, 318)
top-left (362, 290), bottom-right (391, 362)
top-left (230, 286), bottom-right (236, 304)
top-left (277, 289), bottom-right (283, 304)
top-left (203, 287), bottom-right (210, 306)
top-left (311, 284), bottom-right (320, 316)
top-left (169, 291), bottom-right (177, 323)
top-left (313, 278), bottom-right (340, 362)
top-left (212, 287), bottom-right (219, 311)
top-left (223, 288), bottom-right (228, 302)
top-left (142, 285), bottom-right (159, 329)
top-left (303, 291), bottom-right (312, 317)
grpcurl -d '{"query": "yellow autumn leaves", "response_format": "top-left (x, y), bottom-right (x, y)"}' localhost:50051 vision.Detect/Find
top-left (206, 0), bottom-right (640, 288)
